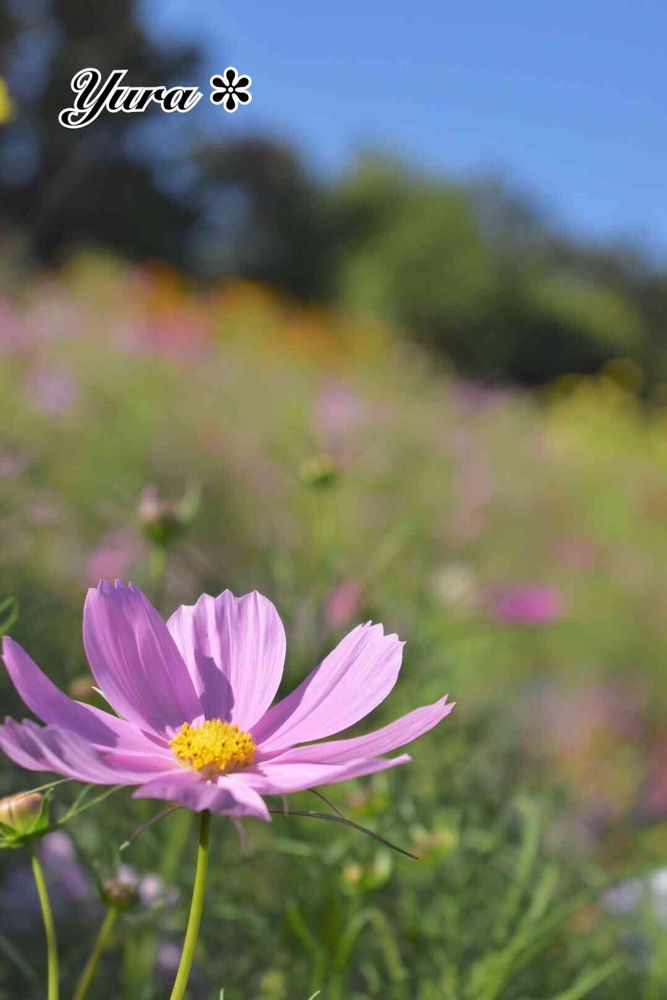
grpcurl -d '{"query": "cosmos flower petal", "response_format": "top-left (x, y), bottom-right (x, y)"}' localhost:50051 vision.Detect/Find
top-left (259, 697), bottom-right (454, 765)
top-left (2, 636), bottom-right (151, 749)
top-left (100, 746), bottom-right (181, 775)
top-left (251, 623), bottom-right (404, 752)
top-left (0, 718), bottom-right (165, 784)
top-left (0, 718), bottom-right (54, 772)
top-left (133, 771), bottom-right (271, 820)
top-left (236, 754), bottom-right (411, 795)
top-left (167, 590), bottom-right (286, 728)
top-left (84, 581), bottom-right (202, 734)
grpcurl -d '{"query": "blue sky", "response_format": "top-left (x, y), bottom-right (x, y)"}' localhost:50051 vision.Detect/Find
top-left (144, 0), bottom-right (667, 258)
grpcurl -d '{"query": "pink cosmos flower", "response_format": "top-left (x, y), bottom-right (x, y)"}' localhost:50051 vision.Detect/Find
top-left (314, 380), bottom-right (366, 459)
top-left (84, 530), bottom-right (147, 585)
top-left (0, 583), bottom-right (453, 822)
top-left (489, 584), bottom-right (564, 626)
top-left (324, 579), bottom-right (365, 631)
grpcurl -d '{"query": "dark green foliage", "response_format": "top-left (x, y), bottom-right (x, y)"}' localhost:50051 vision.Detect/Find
top-left (0, 0), bottom-right (199, 265)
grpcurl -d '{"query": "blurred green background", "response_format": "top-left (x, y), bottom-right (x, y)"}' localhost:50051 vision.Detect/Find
top-left (1, 3), bottom-right (667, 998)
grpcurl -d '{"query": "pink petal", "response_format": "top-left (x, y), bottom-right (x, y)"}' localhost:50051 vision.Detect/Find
top-left (133, 771), bottom-right (271, 820)
top-left (251, 623), bottom-right (404, 752)
top-left (84, 581), bottom-right (202, 735)
top-left (237, 754), bottom-right (411, 795)
top-left (0, 718), bottom-right (170, 784)
top-left (167, 591), bottom-right (286, 729)
top-left (2, 636), bottom-right (156, 750)
top-left (0, 718), bottom-right (53, 772)
top-left (100, 746), bottom-right (179, 774)
top-left (259, 696), bottom-right (454, 765)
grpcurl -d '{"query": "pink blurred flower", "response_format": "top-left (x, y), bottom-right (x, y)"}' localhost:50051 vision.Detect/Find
top-left (84, 530), bottom-right (147, 584)
top-left (552, 537), bottom-right (601, 572)
top-left (0, 830), bottom-right (92, 932)
top-left (141, 311), bottom-right (211, 360)
top-left (25, 366), bottom-right (79, 417)
top-left (519, 679), bottom-right (644, 827)
top-left (25, 288), bottom-right (85, 343)
top-left (522, 680), bottom-right (642, 754)
top-left (324, 579), bottom-right (364, 630)
top-left (315, 380), bottom-right (366, 442)
top-left (602, 878), bottom-right (643, 916)
top-left (41, 830), bottom-right (91, 902)
top-left (156, 942), bottom-right (184, 980)
top-left (489, 584), bottom-right (564, 625)
top-left (447, 429), bottom-right (493, 503)
top-left (0, 450), bottom-right (28, 479)
top-left (156, 940), bottom-right (204, 990)
top-left (641, 738), bottom-right (667, 820)
top-left (453, 460), bottom-right (494, 510)
top-left (0, 298), bottom-right (29, 354)
top-left (443, 508), bottom-right (487, 546)
top-left (115, 863), bottom-right (180, 909)
top-left (449, 380), bottom-right (514, 416)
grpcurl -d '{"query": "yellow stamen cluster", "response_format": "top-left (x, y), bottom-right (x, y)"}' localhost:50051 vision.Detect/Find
top-left (169, 719), bottom-right (256, 777)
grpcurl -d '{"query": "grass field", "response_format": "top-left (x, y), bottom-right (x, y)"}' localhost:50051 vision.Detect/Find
top-left (1, 256), bottom-right (666, 998)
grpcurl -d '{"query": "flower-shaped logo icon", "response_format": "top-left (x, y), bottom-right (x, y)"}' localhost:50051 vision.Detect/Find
top-left (210, 68), bottom-right (252, 112)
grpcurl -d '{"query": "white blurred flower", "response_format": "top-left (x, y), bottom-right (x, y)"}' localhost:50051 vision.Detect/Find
top-left (603, 867), bottom-right (667, 927)
top-left (430, 562), bottom-right (479, 614)
top-left (648, 869), bottom-right (667, 925)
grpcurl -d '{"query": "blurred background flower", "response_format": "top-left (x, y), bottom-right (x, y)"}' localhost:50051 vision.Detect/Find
top-left (488, 583), bottom-right (565, 626)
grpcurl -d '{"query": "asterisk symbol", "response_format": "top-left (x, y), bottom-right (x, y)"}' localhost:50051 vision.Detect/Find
top-left (210, 68), bottom-right (252, 112)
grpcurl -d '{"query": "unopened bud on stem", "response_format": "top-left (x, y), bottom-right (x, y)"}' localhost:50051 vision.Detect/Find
top-left (101, 877), bottom-right (139, 911)
top-left (137, 484), bottom-right (200, 547)
top-left (0, 792), bottom-right (44, 834)
top-left (298, 454), bottom-right (338, 489)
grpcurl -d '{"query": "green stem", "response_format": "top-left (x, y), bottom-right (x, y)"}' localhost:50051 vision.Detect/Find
top-left (31, 847), bottom-right (59, 1000)
top-left (148, 545), bottom-right (168, 610)
top-left (73, 907), bottom-right (118, 1000)
top-left (169, 810), bottom-right (211, 1000)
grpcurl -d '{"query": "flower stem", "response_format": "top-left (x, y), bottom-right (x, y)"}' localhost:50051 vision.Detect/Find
top-left (169, 810), bottom-right (211, 1000)
top-left (31, 846), bottom-right (59, 1000)
top-left (72, 907), bottom-right (118, 1000)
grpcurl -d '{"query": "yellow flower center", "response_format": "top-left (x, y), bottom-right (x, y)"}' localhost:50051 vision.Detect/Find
top-left (169, 720), bottom-right (256, 778)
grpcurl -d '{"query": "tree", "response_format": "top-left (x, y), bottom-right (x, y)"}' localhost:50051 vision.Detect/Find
top-left (193, 136), bottom-right (328, 298)
top-left (325, 156), bottom-right (495, 361)
top-left (0, 0), bottom-right (200, 266)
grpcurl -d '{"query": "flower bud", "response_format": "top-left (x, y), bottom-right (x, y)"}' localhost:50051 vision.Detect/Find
top-left (137, 485), bottom-right (199, 547)
top-left (298, 454), bottom-right (338, 489)
top-left (101, 877), bottom-right (139, 911)
top-left (0, 792), bottom-right (44, 834)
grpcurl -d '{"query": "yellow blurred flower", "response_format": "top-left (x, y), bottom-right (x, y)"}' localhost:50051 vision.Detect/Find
top-left (0, 78), bottom-right (15, 125)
